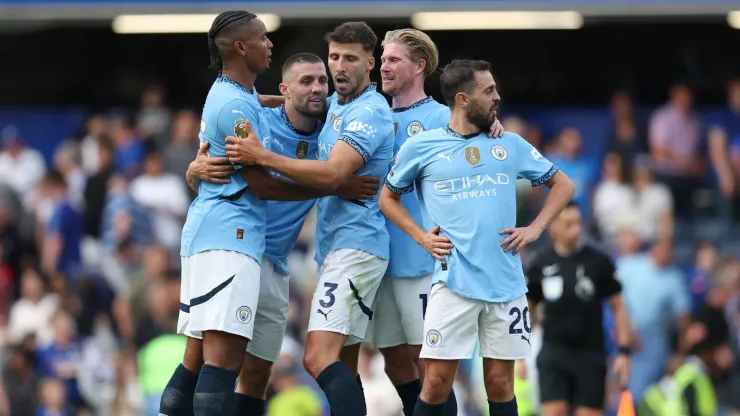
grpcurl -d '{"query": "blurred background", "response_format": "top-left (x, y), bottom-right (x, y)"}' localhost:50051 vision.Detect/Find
top-left (2, 0), bottom-right (740, 415)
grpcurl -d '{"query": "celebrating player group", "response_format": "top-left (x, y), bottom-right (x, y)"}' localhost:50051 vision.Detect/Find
top-left (159, 10), bottom-right (576, 416)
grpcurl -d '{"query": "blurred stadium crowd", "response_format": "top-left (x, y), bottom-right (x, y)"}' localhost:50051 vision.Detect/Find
top-left (1, 72), bottom-right (740, 416)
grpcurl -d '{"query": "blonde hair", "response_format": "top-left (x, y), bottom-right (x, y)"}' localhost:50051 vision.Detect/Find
top-left (382, 29), bottom-right (439, 78)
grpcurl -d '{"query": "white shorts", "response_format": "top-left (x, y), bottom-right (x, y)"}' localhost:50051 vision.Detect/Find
top-left (177, 250), bottom-right (261, 340)
top-left (372, 274), bottom-right (432, 349)
top-left (307, 249), bottom-right (388, 345)
top-left (420, 283), bottom-right (532, 361)
top-left (246, 257), bottom-right (290, 363)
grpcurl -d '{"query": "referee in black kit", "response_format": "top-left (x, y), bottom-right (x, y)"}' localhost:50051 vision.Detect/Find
top-left (524, 202), bottom-right (632, 416)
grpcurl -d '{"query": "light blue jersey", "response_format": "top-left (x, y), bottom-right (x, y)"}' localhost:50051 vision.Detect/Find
top-left (180, 75), bottom-right (272, 263)
top-left (387, 96), bottom-right (450, 279)
top-left (263, 105), bottom-right (321, 276)
top-left (386, 128), bottom-right (558, 303)
top-left (314, 83), bottom-right (395, 265)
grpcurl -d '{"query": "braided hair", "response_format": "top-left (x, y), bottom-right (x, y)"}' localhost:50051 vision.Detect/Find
top-left (207, 10), bottom-right (257, 72)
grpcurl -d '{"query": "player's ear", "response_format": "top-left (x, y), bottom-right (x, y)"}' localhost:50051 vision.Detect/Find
top-left (278, 83), bottom-right (289, 99)
top-left (416, 59), bottom-right (427, 76)
top-left (233, 40), bottom-right (247, 57)
top-left (367, 55), bottom-right (375, 71)
top-left (455, 92), bottom-right (469, 108)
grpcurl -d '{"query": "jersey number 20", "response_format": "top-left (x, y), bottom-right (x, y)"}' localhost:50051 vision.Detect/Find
top-left (508, 306), bottom-right (531, 334)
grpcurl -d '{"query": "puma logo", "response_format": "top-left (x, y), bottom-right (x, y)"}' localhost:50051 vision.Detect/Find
top-left (272, 138), bottom-right (285, 152)
top-left (317, 309), bottom-right (332, 321)
top-left (437, 152), bottom-right (453, 163)
top-left (521, 335), bottom-right (531, 346)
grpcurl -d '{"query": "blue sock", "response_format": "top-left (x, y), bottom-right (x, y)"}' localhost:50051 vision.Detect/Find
top-left (395, 379), bottom-right (422, 416)
top-left (442, 388), bottom-right (458, 416)
top-left (413, 396), bottom-right (445, 416)
top-left (488, 397), bottom-right (518, 416)
top-left (159, 363), bottom-right (199, 416)
top-left (232, 393), bottom-right (265, 416)
top-left (316, 361), bottom-right (366, 416)
top-left (193, 364), bottom-right (238, 416)
top-left (330, 376), bottom-right (364, 416)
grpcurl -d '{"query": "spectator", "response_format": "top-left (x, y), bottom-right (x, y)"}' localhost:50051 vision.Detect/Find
top-left (617, 239), bottom-right (692, 403)
top-left (607, 91), bottom-right (647, 179)
top-left (100, 175), bottom-right (151, 254)
top-left (107, 115), bottom-right (145, 178)
top-left (78, 114), bottom-right (106, 176)
top-left (0, 200), bottom-right (24, 302)
top-left (709, 78), bottom-right (740, 223)
top-left (117, 245), bottom-right (169, 333)
top-left (686, 241), bottom-right (719, 316)
top-left (77, 316), bottom-right (118, 416)
top-left (593, 153), bottom-right (633, 241)
top-left (36, 378), bottom-right (72, 416)
top-left (112, 352), bottom-right (143, 416)
top-left (35, 310), bottom-right (83, 409)
top-left (132, 276), bottom-right (178, 350)
top-left (129, 148), bottom-right (189, 253)
top-left (628, 156), bottom-right (674, 245)
top-left (648, 83), bottom-right (705, 217)
top-left (0, 126), bottom-right (46, 207)
top-left (164, 109), bottom-right (200, 190)
top-left (136, 85), bottom-right (172, 145)
top-left (52, 141), bottom-right (86, 213)
top-left (0, 375), bottom-right (9, 416)
top-left (3, 344), bottom-right (38, 416)
top-left (8, 269), bottom-right (59, 346)
top-left (82, 139), bottom-right (114, 244)
top-left (39, 171), bottom-right (82, 280)
top-left (357, 345), bottom-right (403, 416)
top-left (267, 355), bottom-right (323, 416)
top-left (546, 127), bottom-right (598, 221)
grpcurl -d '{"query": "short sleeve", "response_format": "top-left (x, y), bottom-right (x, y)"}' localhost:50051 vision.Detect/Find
top-left (524, 259), bottom-right (543, 303)
top-left (600, 255), bottom-right (622, 299)
top-left (339, 103), bottom-right (394, 162)
top-left (514, 134), bottom-right (559, 186)
top-left (214, 98), bottom-right (263, 171)
top-left (386, 139), bottom-right (422, 194)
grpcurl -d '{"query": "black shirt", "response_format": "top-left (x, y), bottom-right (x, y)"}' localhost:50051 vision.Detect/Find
top-left (526, 244), bottom-right (621, 352)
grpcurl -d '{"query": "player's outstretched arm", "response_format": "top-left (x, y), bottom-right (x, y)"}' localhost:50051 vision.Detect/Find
top-left (227, 132), bottom-right (366, 191)
top-left (241, 165), bottom-right (378, 201)
top-left (257, 94), bottom-right (286, 108)
top-left (379, 186), bottom-right (452, 260)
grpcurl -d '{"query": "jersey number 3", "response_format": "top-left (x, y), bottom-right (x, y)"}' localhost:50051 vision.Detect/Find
top-left (320, 283), bottom-right (338, 308)
top-left (508, 306), bottom-right (531, 334)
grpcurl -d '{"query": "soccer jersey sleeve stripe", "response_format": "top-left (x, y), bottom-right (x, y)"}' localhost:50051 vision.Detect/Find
top-left (386, 181), bottom-right (414, 194)
top-left (531, 165), bottom-right (559, 187)
top-left (339, 135), bottom-right (371, 162)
